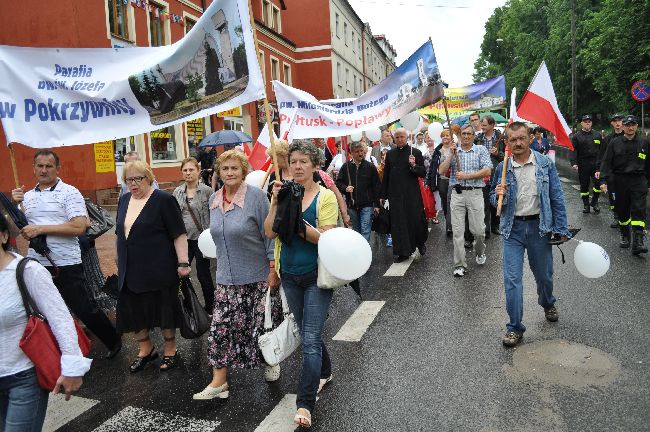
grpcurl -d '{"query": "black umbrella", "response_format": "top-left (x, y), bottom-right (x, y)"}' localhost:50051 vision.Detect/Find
top-left (198, 130), bottom-right (253, 148)
top-left (0, 192), bottom-right (58, 272)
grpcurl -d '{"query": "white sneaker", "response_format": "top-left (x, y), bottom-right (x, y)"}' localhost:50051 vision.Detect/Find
top-left (193, 383), bottom-right (229, 400)
top-left (476, 254), bottom-right (487, 265)
top-left (264, 364), bottom-right (281, 382)
top-left (453, 267), bottom-right (466, 277)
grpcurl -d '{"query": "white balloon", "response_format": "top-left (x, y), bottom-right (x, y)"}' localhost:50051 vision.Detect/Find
top-left (245, 170), bottom-right (268, 189)
top-left (365, 128), bottom-right (382, 142)
top-left (428, 122), bottom-right (444, 143)
top-left (318, 227), bottom-right (372, 281)
top-left (400, 111), bottom-right (421, 132)
top-left (350, 131), bottom-right (364, 142)
top-left (198, 229), bottom-right (217, 259)
top-left (573, 241), bottom-right (610, 278)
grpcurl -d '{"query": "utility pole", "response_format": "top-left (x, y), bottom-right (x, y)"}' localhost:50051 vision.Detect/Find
top-left (571, 0), bottom-right (577, 125)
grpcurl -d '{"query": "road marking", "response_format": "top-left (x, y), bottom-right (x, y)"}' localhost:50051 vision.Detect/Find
top-left (559, 177), bottom-right (571, 183)
top-left (43, 394), bottom-right (99, 432)
top-left (571, 184), bottom-right (581, 191)
top-left (332, 301), bottom-right (386, 342)
top-left (383, 256), bottom-right (415, 276)
top-left (254, 394), bottom-right (298, 432)
top-left (92, 406), bottom-right (220, 432)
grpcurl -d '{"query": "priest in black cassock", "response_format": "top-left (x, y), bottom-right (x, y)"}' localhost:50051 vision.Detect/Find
top-left (381, 128), bottom-right (428, 262)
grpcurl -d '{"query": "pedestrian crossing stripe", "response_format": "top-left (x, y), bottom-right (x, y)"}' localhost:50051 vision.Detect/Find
top-left (92, 406), bottom-right (220, 432)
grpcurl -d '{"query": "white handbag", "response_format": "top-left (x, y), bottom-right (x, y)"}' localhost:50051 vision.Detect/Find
top-left (258, 286), bottom-right (301, 366)
top-left (317, 258), bottom-right (352, 290)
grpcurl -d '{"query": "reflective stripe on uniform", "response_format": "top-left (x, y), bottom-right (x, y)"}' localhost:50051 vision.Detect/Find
top-left (593, 187), bottom-right (601, 193)
top-left (631, 220), bottom-right (646, 228)
top-left (580, 192), bottom-right (590, 197)
top-left (619, 218), bottom-right (631, 226)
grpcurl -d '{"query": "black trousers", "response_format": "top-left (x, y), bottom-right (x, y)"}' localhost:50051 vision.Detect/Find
top-left (46, 264), bottom-right (120, 349)
top-left (188, 239), bottom-right (215, 311)
top-left (438, 178), bottom-right (451, 231)
top-left (614, 174), bottom-right (647, 228)
top-left (606, 178), bottom-right (616, 211)
top-left (578, 160), bottom-right (601, 198)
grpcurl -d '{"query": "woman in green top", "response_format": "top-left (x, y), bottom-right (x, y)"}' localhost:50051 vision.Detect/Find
top-left (264, 139), bottom-right (338, 429)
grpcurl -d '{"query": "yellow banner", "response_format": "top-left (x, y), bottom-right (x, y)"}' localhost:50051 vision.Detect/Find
top-left (94, 142), bottom-right (115, 173)
top-left (217, 107), bottom-right (242, 117)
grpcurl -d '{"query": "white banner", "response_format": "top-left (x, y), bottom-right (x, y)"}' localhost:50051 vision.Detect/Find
top-left (0, 0), bottom-right (264, 148)
top-left (274, 41), bottom-right (444, 139)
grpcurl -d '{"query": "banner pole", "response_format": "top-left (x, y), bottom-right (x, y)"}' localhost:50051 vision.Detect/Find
top-left (442, 97), bottom-right (462, 171)
top-left (247, 0), bottom-right (279, 178)
top-left (260, 162), bottom-right (273, 189)
top-left (8, 143), bottom-right (25, 212)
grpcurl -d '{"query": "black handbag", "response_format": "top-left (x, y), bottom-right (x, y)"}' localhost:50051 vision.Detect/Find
top-left (85, 198), bottom-right (115, 240)
top-left (372, 207), bottom-right (391, 234)
top-left (178, 277), bottom-right (211, 339)
top-left (272, 181), bottom-right (306, 246)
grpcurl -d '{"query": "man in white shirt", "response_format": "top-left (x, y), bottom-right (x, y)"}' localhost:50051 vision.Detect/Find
top-left (12, 150), bottom-right (121, 358)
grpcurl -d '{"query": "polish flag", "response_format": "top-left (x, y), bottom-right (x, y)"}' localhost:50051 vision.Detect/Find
top-left (517, 61), bottom-right (573, 150)
top-left (248, 124), bottom-right (278, 171)
top-left (509, 87), bottom-right (521, 123)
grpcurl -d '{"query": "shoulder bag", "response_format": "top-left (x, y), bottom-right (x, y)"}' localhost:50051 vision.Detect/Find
top-left (85, 198), bottom-right (115, 240)
top-left (16, 258), bottom-right (92, 391)
top-left (258, 286), bottom-right (301, 366)
top-left (178, 277), bottom-right (211, 339)
top-left (185, 195), bottom-right (203, 231)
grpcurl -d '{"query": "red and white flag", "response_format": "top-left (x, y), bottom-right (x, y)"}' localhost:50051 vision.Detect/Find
top-left (509, 87), bottom-right (521, 123)
top-left (517, 61), bottom-right (573, 150)
top-left (248, 123), bottom-right (278, 171)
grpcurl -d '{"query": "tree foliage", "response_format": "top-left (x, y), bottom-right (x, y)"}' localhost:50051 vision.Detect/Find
top-left (474, 0), bottom-right (650, 126)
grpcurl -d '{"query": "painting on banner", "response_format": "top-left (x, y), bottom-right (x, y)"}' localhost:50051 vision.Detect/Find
top-left (274, 41), bottom-right (444, 139)
top-left (419, 75), bottom-right (506, 120)
top-left (0, 0), bottom-right (263, 149)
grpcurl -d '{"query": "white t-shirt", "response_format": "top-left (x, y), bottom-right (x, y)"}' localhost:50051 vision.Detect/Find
top-left (23, 179), bottom-right (88, 266)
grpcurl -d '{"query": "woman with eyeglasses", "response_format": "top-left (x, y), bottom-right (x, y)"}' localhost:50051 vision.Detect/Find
top-left (115, 161), bottom-right (190, 373)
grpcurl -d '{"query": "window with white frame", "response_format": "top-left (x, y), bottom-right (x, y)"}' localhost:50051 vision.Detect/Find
top-left (148, 1), bottom-right (167, 47)
top-left (108, 0), bottom-right (130, 39)
top-left (353, 74), bottom-right (357, 95)
top-left (344, 22), bottom-right (348, 46)
top-left (262, 0), bottom-right (270, 25)
top-left (271, 5), bottom-right (281, 32)
top-left (259, 50), bottom-right (266, 82)
top-left (282, 63), bottom-right (291, 85)
top-left (337, 62), bottom-right (342, 87)
top-left (345, 68), bottom-right (350, 92)
top-left (184, 17), bottom-right (196, 34)
top-left (270, 57), bottom-right (280, 81)
top-left (359, 78), bottom-right (363, 94)
top-left (335, 13), bottom-right (340, 38)
top-left (351, 31), bottom-right (355, 52)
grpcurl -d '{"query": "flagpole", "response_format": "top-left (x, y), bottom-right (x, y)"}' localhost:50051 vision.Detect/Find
top-left (442, 97), bottom-right (462, 172)
top-left (259, 162), bottom-right (273, 189)
top-left (247, 0), bottom-right (279, 178)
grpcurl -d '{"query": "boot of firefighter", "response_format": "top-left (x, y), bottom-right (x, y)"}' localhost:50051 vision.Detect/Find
top-left (619, 225), bottom-right (630, 249)
top-left (610, 210), bottom-right (618, 228)
top-left (631, 227), bottom-right (647, 255)
top-left (590, 193), bottom-right (600, 213)
top-left (582, 196), bottom-right (590, 213)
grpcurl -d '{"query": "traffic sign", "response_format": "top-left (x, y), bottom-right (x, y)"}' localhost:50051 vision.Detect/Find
top-left (631, 80), bottom-right (650, 102)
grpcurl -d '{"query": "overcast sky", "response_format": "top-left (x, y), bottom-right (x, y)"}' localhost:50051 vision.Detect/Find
top-left (348, 0), bottom-right (507, 87)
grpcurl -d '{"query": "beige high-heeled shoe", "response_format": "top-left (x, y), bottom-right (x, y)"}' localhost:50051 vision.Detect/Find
top-left (192, 383), bottom-right (229, 400)
top-left (294, 408), bottom-right (311, 428)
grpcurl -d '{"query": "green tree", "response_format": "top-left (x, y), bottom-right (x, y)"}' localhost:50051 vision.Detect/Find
top-left (185, 72), bottom-right (203, 102)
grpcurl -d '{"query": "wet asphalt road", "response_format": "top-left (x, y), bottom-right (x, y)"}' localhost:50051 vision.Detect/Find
top-left (49, 158), bottom-right (650, 432)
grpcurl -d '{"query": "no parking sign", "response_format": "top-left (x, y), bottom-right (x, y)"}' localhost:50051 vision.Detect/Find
top-left (631, 80), bottom-right (650, 102)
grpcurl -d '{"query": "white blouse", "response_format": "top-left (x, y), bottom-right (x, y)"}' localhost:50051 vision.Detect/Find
top-left (0, 253), bottom-right (92, 378)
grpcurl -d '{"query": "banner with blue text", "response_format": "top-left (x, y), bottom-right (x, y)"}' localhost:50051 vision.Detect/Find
top-left (274, 41), bottom-right (444, 139)
top-left (0, 0), bottom-right (264, 148)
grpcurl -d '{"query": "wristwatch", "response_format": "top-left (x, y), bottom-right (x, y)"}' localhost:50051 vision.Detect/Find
top-left (177, 262), bottom-right (190, 267)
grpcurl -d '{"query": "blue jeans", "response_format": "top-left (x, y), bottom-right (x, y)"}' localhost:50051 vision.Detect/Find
top-left (280, 270), bottom-right (333, 413)
top-left (348, 207), bottom-right (373, 242)
top-left (503, 219), bottom-right (556, 333)
top-left (0, 368), bottom-right (49, 432)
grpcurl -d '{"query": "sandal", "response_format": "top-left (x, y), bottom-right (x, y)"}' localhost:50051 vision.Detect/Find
top-left (294, 408), bottom-right (312, 428)
top-left (129, 346), bottom-right (158, 373)
top-left (159, 351), bottom-right (179, 371)
top-left (431, 217), bottom-right (440, 224)
top-left (318, 374), bottom-right (333, 394)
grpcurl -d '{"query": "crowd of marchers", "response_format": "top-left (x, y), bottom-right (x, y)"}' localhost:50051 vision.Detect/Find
top-left (0, 111), bottom-right (648, 430)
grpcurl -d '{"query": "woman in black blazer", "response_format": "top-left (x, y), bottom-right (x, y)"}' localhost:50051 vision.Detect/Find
top-left (116, 161), bottom-right (190, 372)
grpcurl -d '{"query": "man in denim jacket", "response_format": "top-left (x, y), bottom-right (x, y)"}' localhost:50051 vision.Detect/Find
top-left (490, 122), bottom-right (572, 347)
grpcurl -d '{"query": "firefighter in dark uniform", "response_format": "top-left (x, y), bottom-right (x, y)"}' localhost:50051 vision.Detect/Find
top-left (600, 115), bottom-right (650, 255)
top-left (596, 114), bottom-right (625, 228)
top-left (571, 114), bottom-right (603, 213)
